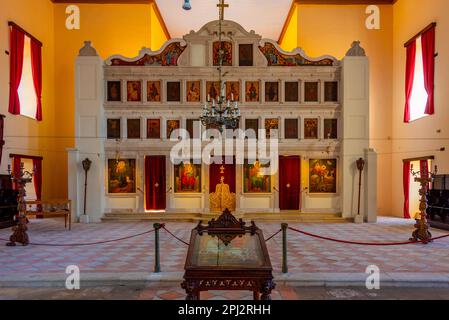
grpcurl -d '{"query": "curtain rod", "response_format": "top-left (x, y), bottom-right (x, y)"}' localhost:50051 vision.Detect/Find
top-left (404, 22), bottom-right (436, 48)
top-left (402, 156), bottom-right (435, 163)
top-left (8, 21), bottom-right (43, 47)
top-left (9, 154), bottom-right (44, 161)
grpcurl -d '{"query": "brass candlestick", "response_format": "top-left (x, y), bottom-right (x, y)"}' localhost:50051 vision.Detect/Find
top-left (6, 162), bottom-right (34, 246)
top-left (409, 164), bottom-right (437, 244)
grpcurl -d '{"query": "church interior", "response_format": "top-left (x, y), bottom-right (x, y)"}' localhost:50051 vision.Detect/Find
top-left (0, 0), bottom-right (449, 303)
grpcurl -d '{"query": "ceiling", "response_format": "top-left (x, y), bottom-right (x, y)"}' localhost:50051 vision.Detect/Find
top-left (52, 0), bottom-right (397, 40)
top-left (155, 0), bottom-right (292, 40)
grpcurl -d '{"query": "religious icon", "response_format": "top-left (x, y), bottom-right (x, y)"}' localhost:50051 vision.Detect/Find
top-left (259, 42), bottom-right (334, 67)
top-left (309, 159), bottom-right (337, 193)
top-left (324, 119), bottom-right (338, 139)
top-left (245, 81), bottom-right (259, 102)
top-left (186, 81), bottom-right (201, 102)
top-left (285, 81), bottom-right (299, 102)
top-left (206, 81), bottom-right (220, 101)
top-left (108, 159), bottom-right (136, 194)
top-left (111, 42), bottom-right (185, 66)
top-left (239, 44), bottom-right (253, 66)
top-left (243, 160), bottom-right (271, 193)
top-left (107, 81), bottom-right (121, 102)
top-left (174, 161), bottom-right (202, 193)
top-left (107, 119), bottom-right (121, 139)
top-left (213, 41), bottom-right (233, 66)
top-left (324, 81), bottom-right (339, 102)
top-left (264, 118), bottom-right (279, 138)
top-left (304, 118), bottom-right (318, 139)
top-left (245, 118), bottom-right (259, 139)
top-left (167, 81), bottom-right (181, 102)
top-left (147, 119), bottom-right (161, 139)
top-left (166, 119), bottom-right (180, 139)
top-left (127, 119), bottom-right (141, 139)
top-left (161, 44), bottom-right (181, 66)
top-left (265, 82), bottom-right (279, 102)
top-left (127, 81), bottom-right (142, 102)
top-left (284, 118), bottom-right (299, 139)
top-left (226, 81), bottom-right (240, 101)
top-left (147, 81), bottom-right (161, 102)
top-left (304, 82), bottom-right (319, 102)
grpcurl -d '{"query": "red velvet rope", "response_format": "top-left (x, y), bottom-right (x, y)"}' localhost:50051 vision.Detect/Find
top-left (288, 226), bottom-right (449, 246)
top-left (265, 229), bottom-right (282, 242)
top-left (161, 225), bottom-right (190, 246)
top-left (0, 228), bottom-right (155, 247)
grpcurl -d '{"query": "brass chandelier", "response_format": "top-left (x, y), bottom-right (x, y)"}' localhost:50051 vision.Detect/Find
top-left (200, 0), bottom-right (240, 132)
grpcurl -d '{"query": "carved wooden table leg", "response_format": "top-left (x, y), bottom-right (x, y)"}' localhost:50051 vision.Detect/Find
top-left (260, 280), bottom-right (275, 300)
top-left (182, 280), bottom-right (200, 300)
top-left (253, 291), bottom-right (260, 300)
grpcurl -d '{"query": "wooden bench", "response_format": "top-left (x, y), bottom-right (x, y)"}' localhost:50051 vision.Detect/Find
top-left (25, 200), bottom-right (72, 230)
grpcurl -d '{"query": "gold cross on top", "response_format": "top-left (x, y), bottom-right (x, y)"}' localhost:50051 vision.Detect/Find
top-left (217, 0), bottom-right (229, 21)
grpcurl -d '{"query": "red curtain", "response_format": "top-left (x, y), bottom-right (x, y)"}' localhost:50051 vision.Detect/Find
top-left (209, 158), bottom-right (236, 193)
top-left (403, 161), bottom-right (411, 219)
top-left (8, 26), bottom-right (25, 116)
top-left (30, 39), bottom-right (43, 121)
top-left (13, 156), bottom-right (22, 190)
top-left (32, 158), bottom-right (42, 201)
top-left (0, 116), bottom-right (4, 168)
top-left (421, 26), bottom-right (435, 116)
top-left (279, 156), bottom-right (301, 210)
top-left (145, 156), bottom-right (166, 211)
top-left (404, 40), bottom-right (416, 123)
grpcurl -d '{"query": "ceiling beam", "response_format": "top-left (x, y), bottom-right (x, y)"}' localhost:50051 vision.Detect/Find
top-left (51, 0), bottom-right (152, 3)
top-left (295, 0), bottom-right (397, 4)
top-left (52, 0), bottom-right (397, 4)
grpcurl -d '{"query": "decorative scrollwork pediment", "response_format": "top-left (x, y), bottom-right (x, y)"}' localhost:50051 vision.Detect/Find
top-left (209, 209), bottom-right (243, 229)
top-left (105, 40), bottom-right (187, 66)
top-left (259, 40), bottom-right (338, 67)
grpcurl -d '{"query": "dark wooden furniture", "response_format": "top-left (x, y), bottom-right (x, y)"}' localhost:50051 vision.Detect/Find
top-left (0, 175), bottom-right (18, 229)
top-left (182, 209), bottom-right (275, 300)
top-left (25, 200), bottom-right (72, 230)
top-left (427, 174), bottom-right (449, 230)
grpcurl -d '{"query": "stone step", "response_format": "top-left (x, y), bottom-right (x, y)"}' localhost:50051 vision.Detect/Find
top-left (101, 211), bottom-right (351, 223)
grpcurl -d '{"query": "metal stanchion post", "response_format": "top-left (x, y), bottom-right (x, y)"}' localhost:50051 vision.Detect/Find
top-left (153, 223), bottom-right (161, 273)
top-left (281, 223), bottom-right (288, 274)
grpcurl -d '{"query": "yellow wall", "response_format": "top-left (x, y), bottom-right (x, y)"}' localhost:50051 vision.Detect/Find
top-left (295, 4), bottom-right (394, 216)
top-left (279, 5), bottom-right (298, 52)
top-left (0, 0), bottom-right (56, 198)
top-left (391, 0), bottom-right (449, 217)
top-left (150, 3), bottom-right (169, 50)
top-left (52, 3), bottom-right (155, 199)
top-left (1, 1), bottom-right (168, 200)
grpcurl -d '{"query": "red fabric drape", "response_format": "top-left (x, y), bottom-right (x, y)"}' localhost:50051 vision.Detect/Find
top-left (404, 41), bottom-right (416, 123)
top-left (209, 158), bottom-right (236, 193)
top-left (32, 158), bottom-right (42, 201)
top-left (421, 26), bottom-right (435, 116)
top-left (0, 116), bottom-right (4, 168)
top-left (8, 26), bottom-right (25, 116)
top-left (279, 156), bottom-right (301, 210)
top-left (403, 161), bottom-right (411, 219)
top-left (13, 156), bottom-right (22, 190)
top-left (30, 39), bottom-right (43, 121)
top-left (145, 156), bottom-right (166, 211)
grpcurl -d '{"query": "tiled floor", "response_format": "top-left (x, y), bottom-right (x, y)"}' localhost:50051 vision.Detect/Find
top-left (2, 284), bottom-right (449, 300)
top-left (0, 217), bottom-right (448, 278)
